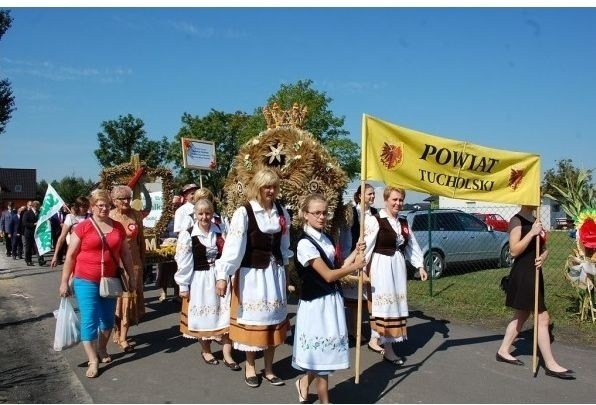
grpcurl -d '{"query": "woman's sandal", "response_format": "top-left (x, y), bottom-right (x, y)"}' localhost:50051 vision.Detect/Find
top-left (97, 350), bottom-right (112, 364)
top-left (118, 340), bottom-right (134, 353)
top-left (295, 376), bottom-right (308, 404)
top-left (86, 361), bottom-right (99, 378)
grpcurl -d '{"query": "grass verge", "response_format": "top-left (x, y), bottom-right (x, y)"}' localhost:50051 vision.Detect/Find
top-left (407, 230), bottom-right (596, 348)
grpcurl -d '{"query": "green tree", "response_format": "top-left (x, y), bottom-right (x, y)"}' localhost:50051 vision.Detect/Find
top-left (36, 180), bottom-right (48, 203)
top-left (94, 114), bottom-right (170, 168)
top-left (542, 159), bottom-right (593, 202)
top-left (241, 79), bottom-right (360, 178)
top-left (52, 176), bottom-right (97, 205)
top-left (168, 110), bottom-right (251, 195)
top-left (0, 10), bottom-right (15, 135)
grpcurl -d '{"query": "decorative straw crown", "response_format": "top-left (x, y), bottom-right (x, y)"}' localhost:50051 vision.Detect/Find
top-left (263, 102), bottom-right (308, 129)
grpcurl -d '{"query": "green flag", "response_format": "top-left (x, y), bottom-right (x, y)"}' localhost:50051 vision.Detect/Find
top-left (35, 184), bottom-right (65, 255)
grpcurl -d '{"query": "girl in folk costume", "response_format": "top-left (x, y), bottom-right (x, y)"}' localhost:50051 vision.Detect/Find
top-left (214, 168), bottom-right (293, 388)
top-left (174, 198), bottom-right (240, 370)
top-left (293, 194), bottom-right (365, 404)
top-left (363, 186), bottom-right (428, 364)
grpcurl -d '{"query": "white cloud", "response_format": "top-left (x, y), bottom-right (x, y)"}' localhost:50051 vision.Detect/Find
top-left (320, 80), bottom-right (386, 94)
top-left (167, 20), bottom-right (215, 38)
top-left (165, 20), bottom-right (246, 39)
top-left (1, 57), bottom-right (132, 82)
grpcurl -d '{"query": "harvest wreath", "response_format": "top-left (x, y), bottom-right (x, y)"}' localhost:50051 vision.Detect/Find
top-left (221, 103), bottom-right (354, 289)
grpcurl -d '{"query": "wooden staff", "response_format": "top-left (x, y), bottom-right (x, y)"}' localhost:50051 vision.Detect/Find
top-left (532, 205), bottom-right (542, 376)
top-left (355, 180), bottom-right (366, 384)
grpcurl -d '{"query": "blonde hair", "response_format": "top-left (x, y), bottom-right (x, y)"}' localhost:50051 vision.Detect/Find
top-left (300, 193), bottom-right (327, 226)
top-left (111, 185), bottom-right (132, 199)
top-left (246, 168), bottom-right (280, 204)
top-left (193, 188), bottom-right (214, 203)
top-left (90, 189), bottom-right (111, 206)
top-left (194, 198), bottom-right (214, 215)
top-left (383, 186), bottom-right (406, 201)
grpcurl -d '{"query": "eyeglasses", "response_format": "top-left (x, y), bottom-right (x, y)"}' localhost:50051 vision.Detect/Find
top-left (95, 204), bottom-right (110, 210)
top-left (115, 197), bottom-right (131, 201)
top-left (307, 211), bottom-right (329, 218)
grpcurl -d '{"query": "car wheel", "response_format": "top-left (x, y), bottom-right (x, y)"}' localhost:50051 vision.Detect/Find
top-left (424, 250), bottom-right (445, 278)
top-left (499, 244), bottom-right (513, 267)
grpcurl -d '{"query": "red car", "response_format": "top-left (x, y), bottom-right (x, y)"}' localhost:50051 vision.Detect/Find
top-left (471, 213), bottom-right (509, 233)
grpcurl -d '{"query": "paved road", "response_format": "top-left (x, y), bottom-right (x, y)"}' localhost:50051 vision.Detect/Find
top-left (1, 252), bottom-right (594, 403)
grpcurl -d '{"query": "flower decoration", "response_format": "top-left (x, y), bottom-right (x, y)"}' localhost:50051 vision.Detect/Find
top-left (265, 143), bottom-right (285, 164)
top-left (577, 208), bottom-right (596, 249)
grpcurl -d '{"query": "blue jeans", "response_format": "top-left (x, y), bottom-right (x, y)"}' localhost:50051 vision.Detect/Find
top-left (73, 278), bottom-right (117, 342)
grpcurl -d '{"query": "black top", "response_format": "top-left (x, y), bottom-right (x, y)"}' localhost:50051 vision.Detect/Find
top-left (351, 205), bottom-right (378, 250)
top-left (506, 214), bottom-right (546, 312)
top-left (295, 232), bottom-right (342, 302)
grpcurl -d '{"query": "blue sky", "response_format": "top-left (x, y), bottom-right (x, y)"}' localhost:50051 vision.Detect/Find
top-left (2, 7), bottom-right (595, 202)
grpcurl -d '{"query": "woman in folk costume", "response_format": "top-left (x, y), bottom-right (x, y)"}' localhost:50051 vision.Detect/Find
top-left (293, 194), bottom-right (365, 404)
top-left (214, 168), bottom-right (293, 388)
top-left (363, 186), bottom-right (428, 364)
top-left (174, 198), bottom-right (240, 371)
top-left (339, 183), bottom-right (384, 353)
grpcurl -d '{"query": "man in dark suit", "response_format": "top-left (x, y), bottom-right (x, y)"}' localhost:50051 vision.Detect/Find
top-left (23, 201), bottom-right (46, 266)
top-left (7, 206), bottom-right (23, 259)
top-left (0, 202), bottom-right (13, 257)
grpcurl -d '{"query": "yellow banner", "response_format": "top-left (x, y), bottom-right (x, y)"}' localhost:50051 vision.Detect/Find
top-left (362, 115), bottom-right (541, 206)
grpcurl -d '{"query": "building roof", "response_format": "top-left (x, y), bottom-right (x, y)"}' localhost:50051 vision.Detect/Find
top-left (0, 168), bottom-right (37, 201)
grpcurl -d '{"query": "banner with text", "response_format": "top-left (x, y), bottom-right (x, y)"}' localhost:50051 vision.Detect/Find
top-left (362, 115), bottom-right (541, 206)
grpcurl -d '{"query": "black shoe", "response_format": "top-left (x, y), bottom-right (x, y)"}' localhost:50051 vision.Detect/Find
top-left (544, 366), bottom-right (575, 380)
top-left (26, 261), bottom-right (34, 266)
top-left (245, 374), bottom-right (260, 388)
top-left (222, 359), bottom-right (241, 371)
top-left (383, 355), bottom-right (404, 365)
top-left (12, 256), bottom-right (16, 260)
top-left (496, 352), bottom-right (524, 366)
top-left (262, 374), bottom-right (285, 386)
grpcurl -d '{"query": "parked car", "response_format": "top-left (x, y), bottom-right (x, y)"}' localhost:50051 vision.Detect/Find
top-left (404, 209), bottom-right (512, 278)
top-left (471, 213), bottom-right (509, 232)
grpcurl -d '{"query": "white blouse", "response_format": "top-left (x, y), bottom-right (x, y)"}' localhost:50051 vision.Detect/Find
top-left (215, 200), bottom-right (293, 280)
top-left (174, 223), bottom-right (221, 293)
top-left (363, 209), bottom-right (424, 268)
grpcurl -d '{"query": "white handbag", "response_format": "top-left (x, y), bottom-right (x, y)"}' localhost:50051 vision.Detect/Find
top-left (99, 275), bottom-right (123, 298)
top-left (90, 218), bottom-right (124, 298)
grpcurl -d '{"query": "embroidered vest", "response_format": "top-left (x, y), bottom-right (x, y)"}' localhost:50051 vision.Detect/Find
top-left (240, 202), bottom-right (283, 269)
top-left (295, 232), bottom-right (342, 301)
top-left (188, 225), bottom-right (224, 271)
top-left (372, 215), bottom-right (410, 256)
